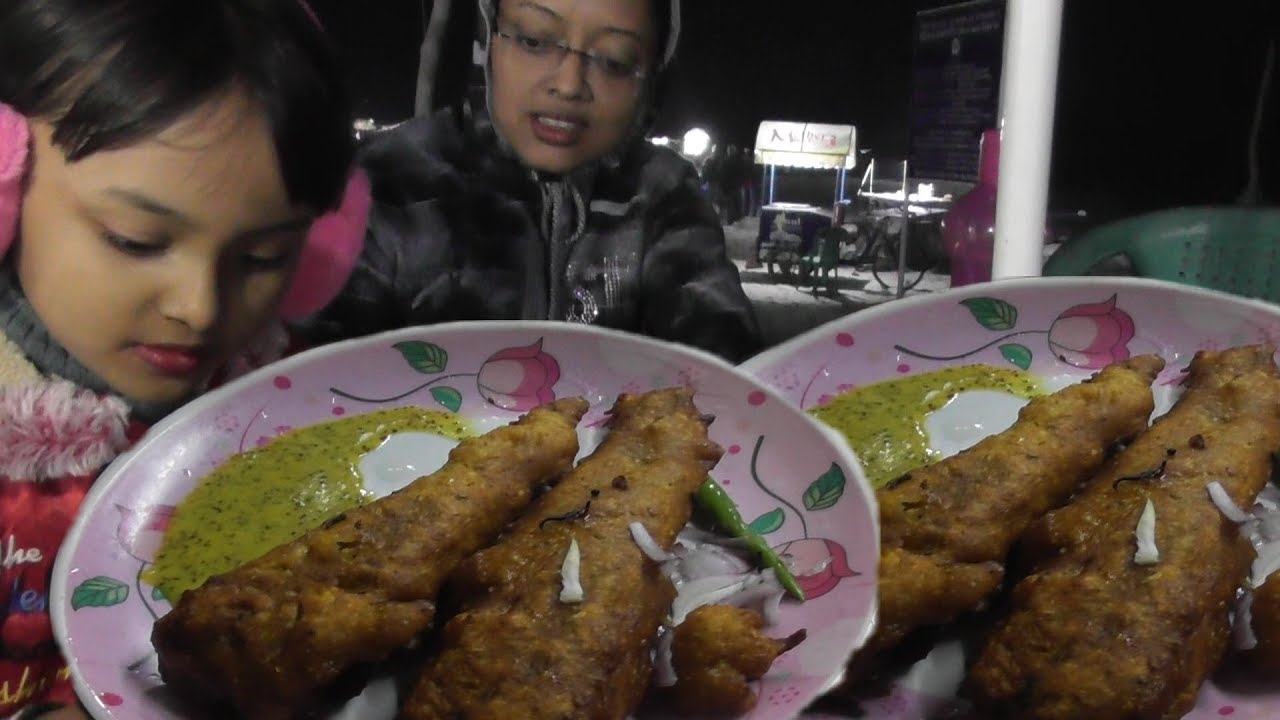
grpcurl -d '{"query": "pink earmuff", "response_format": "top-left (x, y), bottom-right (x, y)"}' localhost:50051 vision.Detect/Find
top-left (275, 0), bottom-right (372, 320)
top-left (0, 103), bottom-right (28, 260)
top-left (277, 169), bottom-right (371, 320)
top-left (0, 101), bottom-right (368, 320)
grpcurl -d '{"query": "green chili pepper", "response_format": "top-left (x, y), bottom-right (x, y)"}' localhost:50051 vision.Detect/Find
top-left (695, 477), bottom-right (806, 601)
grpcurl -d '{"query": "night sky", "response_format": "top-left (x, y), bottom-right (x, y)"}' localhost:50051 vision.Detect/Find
top-left (309, 0), bottom-right (1280, 223)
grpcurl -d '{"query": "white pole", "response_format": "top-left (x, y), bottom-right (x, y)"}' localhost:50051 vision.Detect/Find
top-left (414, 0), bottom-right (453, 117)
top-left (896, 161), bottom-right (910, 299)
top-left (991, 0), bottom-right (1063, 279)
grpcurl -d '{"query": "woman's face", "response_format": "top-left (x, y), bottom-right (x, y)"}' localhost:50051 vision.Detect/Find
top-left (16, 89), bottom-right (311, 404)
top-left (489, 0), bottom-right (657, 175)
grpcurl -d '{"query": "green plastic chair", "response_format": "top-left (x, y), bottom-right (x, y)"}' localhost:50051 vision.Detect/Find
top-left (1043, 206), bottom-right (1280, 302)
top-left (798, 226), bottom-right (846, 293)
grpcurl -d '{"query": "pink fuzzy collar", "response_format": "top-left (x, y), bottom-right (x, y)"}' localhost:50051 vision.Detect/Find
top-left (0, 322), bottom-right (290, 482)
top-left (0, 379), bottom-right (131, 482)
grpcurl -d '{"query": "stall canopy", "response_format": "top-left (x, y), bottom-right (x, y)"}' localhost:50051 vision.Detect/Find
top-left (754, 121), bottom-right (858, 207)
top-left (753, 121), bottom-right (857, 170)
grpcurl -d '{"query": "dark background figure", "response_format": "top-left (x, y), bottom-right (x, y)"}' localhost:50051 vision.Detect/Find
top-left (700, 143), bottom-right (728, 221)
top-left (721, 145), bottom-right (748, 224)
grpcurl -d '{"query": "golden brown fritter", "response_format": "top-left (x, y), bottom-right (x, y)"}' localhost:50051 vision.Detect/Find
top-left (402, 388), bottom-right (722, 720)
top-left (879, 354), bottom-right (1165, 562)
top-left (844, 547), bottom-right (1004, 678)
top-left (666, 605), bottom-right (805, 717)
top-left (152, 398), bottom-right (589, 720)
top-left (846, 355), bottom-right (1163, 677)
top-left (968, 345), bottom-right (1280, 720)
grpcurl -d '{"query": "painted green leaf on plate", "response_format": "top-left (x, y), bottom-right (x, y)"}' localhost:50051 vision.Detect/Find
top-left (960, 297), bottom-right (1018, 331)
top-left (748, 508), bottom-right (786, 535)
top-left (803, 463), bottom-right (847, 511)
top-left (1000, 343), bottom-right (1034, 370)
top-left (71, 577), bottom-right (129, 610)
top-left (393, 341), bottom-right (448, 374)
top-left (430, 386), bottom-right (463, 413)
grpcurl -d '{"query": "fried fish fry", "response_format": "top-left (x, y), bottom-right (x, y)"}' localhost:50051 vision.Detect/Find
top-left (402, 388), bottom-right (722, 720)
top-left (968, 345), bottom-right (1280, 720)
top-left (151, 398), bottom-right (589, 719)
top-left (858, 547), bottom-right (1004, 663)
top-left (850, 355), bottom-right (1163, 670)
top-left (879, 354), bottom-right (1165, 561)
top-left (666, 605), bottom-right (806, 717)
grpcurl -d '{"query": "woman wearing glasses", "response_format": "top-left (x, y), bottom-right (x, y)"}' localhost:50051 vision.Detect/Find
top-left (307, 0), bottom-right (763, 362)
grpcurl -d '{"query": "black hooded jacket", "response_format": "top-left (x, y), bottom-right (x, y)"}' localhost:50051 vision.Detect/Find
top-left (304, 0), bottom-right (763, 362)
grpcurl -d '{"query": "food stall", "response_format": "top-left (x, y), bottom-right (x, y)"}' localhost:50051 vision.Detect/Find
top-left (752, 121), bottom-right (857, 278)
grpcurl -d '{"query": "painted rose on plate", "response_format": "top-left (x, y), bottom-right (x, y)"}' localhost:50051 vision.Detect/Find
top-left (330, 337), bottom-right (563, 414)
top-left (774, 538), bottom-right (858, 600)
top-left (1047, 295), bottom-right (1136, 369)
top-left (895, 294), bottom-right (1138, 371)
top-left (114, 504), bottom-right (176, 564)
top-left (477, 340), bottom-right (561, 411)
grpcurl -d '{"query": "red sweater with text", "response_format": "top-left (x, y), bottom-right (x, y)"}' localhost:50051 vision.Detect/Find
top-left (0, 330), bottom-right (147, 714)
top-left (0, 325), bottom-right (296, 715)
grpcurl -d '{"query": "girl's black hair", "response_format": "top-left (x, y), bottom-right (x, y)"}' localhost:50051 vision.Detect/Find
top-left (0, 0), bottom-right (355, 211)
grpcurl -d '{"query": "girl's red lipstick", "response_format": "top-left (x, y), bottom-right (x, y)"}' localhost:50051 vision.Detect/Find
top-left (134, 345), bottom-right (206, 376)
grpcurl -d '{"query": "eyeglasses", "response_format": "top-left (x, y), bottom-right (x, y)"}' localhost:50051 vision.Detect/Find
top-left (494, 28), bottom-right (647, 85)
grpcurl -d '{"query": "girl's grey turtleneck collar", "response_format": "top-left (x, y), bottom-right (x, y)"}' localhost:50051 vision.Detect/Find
top-left (0, 262), bottom-right (182, 423)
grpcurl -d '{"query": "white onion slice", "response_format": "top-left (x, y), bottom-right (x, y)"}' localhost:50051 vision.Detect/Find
top-left (721, 571), bottom-right (786, 612)
top-left (675, 573), bottom-right (759, 598)
top-left (1250, 539), bottom-right (1280, 589)
top-left (1133, 499), bottom-right (1159, 565)
top-left (670, 576), bottom-right (754, 625)
top-left (762, 586), bottom-right (785, 626)
top-left (1258, 513), bottom-right (1280, 543)
top-left (559, 537), bottom-right (584, 603)
top-left (652, 628), bottom-right (678, 687)
top-left (1212, 481), bottom-right (1280, 648)
top-left (671, 542), bottom-right (753, 579)
top-left (1208, 481), bottom-right (1252, 523)
top-left (629, 522), bottom-right (673, 562)
top-left (1237, 589), bottom-right (1259, 650)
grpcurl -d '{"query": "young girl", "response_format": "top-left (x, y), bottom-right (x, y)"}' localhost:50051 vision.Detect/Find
top-left (0, 1), bottom-right (369, 717)
top-left (307, 0), bottom-right (764, 363)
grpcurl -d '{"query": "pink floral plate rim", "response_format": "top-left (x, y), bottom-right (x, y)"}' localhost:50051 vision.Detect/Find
top-left (742, 276), bottom-right (1280, 720)
top-left (50, 321), bottom-right (879, 720)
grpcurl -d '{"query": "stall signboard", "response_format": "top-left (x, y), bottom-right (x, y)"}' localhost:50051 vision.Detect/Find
top-left (908, 0), bottom-right (1006, 182)
top-left (754, 121), bottom-right (857, 169)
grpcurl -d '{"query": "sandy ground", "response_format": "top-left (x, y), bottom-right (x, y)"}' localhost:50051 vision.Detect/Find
top-left (722, 218), bottom-right (952, 347)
